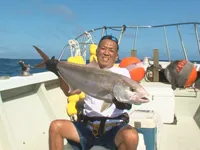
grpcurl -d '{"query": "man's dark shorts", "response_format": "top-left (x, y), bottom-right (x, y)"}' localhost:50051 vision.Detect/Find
top-left (67, 121), bottom-right (128, 150)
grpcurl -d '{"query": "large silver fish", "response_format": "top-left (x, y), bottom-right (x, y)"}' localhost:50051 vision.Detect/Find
top-left (33, 46), bottom-right (150, 108)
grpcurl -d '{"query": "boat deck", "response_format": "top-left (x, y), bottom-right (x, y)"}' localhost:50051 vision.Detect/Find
top-left (0, 72), bottom-right (200, 150)
top-left (160, 88), bottom-right (200, 150)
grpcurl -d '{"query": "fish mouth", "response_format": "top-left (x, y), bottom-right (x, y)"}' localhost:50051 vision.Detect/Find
top-left (138, 96), bottom-right (150, 103)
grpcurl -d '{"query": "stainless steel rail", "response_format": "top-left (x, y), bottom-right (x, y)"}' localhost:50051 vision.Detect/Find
top-left (58, 22), bottom-right (200, 61)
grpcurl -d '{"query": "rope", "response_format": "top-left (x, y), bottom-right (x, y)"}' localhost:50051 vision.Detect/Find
top-left (118, 25), bottom-right (126, 44)
top-left (68, 31), bottom-right (96, 62)
top-left (68, 39), bottom-right (81, 57)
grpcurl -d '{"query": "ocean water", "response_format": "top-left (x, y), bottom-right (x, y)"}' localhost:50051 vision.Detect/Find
top-left (0, 58), bottom-right (199, 77)
top-left (0, 58), bottom-right (124, 77)
top-left (0, 58), bottom-right (95, 77)
top-left (0, 58), bottom-right (47, 77)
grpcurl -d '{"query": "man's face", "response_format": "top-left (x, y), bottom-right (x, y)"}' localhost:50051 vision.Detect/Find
top-left (96, 39), bottom-right (118, 68)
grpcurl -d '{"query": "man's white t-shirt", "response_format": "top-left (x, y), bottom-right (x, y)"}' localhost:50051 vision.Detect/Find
top-left (83, 66), bottom-right (131, 118)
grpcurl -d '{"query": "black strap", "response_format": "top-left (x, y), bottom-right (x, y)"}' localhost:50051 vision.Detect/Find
top-left (98, 120), bottom-right (106, 136)
top-left (81, 113), bottom-right (129, 137)
top-left (82, 112), bottom-right (129, 123)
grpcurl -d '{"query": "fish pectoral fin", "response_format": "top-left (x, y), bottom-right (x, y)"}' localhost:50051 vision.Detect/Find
top-left (100, 102), bottom-right (112, 112)
top-left (59, 73), bottom-right (77, 93)
top-left (67, 82), bottom-right (78, 93)
top-left (96, 90), bottom-right (113, 112)
top-left (68, 84), bottom-right (77, 93)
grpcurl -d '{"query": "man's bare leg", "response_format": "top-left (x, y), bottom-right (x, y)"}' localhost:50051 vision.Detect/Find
top-left (49, 119), bottom-right (80, 150)
top-left (115, 125), bottom-right (139, 150)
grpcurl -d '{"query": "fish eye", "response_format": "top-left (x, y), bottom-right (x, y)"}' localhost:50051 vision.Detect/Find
top-left (130, 87), bottom-right (135, 92)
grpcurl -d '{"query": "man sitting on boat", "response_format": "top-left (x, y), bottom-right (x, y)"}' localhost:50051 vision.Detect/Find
top-left (47, 35), bottom-right (139, 150)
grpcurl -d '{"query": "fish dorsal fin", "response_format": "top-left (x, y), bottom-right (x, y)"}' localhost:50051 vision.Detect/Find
top-left (86, 59), bottom-right (99, 68)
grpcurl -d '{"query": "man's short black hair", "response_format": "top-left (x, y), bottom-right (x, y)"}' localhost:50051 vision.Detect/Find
top-left (98, 35), bottom-right (119, 51)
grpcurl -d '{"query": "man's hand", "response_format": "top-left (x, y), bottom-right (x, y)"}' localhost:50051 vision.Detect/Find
top-left (45, 56), bottom-right (59, 76)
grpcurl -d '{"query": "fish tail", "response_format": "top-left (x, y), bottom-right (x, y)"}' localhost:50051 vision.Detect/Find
top-left (32, 45), bottom-right (49, 68)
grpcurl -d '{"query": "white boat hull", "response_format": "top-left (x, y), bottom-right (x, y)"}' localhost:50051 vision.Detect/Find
top-left (0, 68), bottom-right (200, 150)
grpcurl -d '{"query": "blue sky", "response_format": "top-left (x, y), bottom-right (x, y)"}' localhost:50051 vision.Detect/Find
top-left (0, 0), bottom-right (200, 61)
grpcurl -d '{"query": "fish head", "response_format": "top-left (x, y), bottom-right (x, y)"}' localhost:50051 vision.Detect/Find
top-left (113, 78), bottom-right (150, 105)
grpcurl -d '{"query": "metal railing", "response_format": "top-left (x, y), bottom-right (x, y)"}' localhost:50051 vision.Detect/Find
top-left (58, 22), bottom-right (200, 62)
